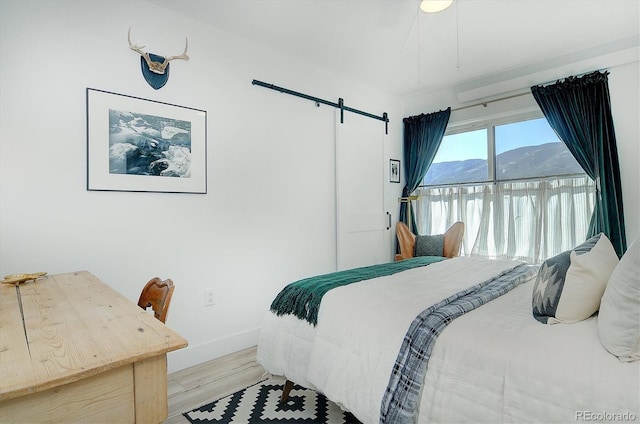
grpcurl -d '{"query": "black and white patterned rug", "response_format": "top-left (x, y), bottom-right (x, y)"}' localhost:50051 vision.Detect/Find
top-left (183, 380), bottom-right (362, 424)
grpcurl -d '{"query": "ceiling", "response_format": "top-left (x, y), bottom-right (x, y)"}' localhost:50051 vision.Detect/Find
top-left (148, 0), bottom-right (639, 98)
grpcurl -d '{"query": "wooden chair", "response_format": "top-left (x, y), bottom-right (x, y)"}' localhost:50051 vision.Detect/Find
top-left (395, 221), bottom-right (465, 261)
top-left (137, 277), bottom-right (175, 323)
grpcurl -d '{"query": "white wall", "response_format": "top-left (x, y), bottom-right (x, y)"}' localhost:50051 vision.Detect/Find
top-left (0, 0), bottom-right (404, 372)
top-left (403, 60), bottom-right (640, 246)
top-left (608, 61), bottom-right (640, 245)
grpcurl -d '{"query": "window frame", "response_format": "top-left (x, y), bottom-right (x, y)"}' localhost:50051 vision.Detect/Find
top-left (422, 109), bottom-right (587, 187)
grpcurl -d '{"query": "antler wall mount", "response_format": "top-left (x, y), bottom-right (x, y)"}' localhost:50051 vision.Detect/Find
top-left (128, 29), bottom-right (189, 90)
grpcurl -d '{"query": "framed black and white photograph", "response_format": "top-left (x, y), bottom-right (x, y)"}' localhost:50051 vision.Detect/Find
top-left (86, 88), bottom-right (207, 193)
top-left (390, 159), bottom-right (400, 183)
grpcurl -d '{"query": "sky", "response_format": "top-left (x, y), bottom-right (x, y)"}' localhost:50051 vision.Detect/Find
top-left (434, 117), bottom-right (561, 163)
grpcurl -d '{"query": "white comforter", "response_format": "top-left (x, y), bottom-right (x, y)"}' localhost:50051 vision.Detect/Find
top-left (257, 257), bottom-right (640, 423)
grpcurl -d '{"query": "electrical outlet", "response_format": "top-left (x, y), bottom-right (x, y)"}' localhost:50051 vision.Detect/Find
top-left (204, 289), bottom-right (215, 306)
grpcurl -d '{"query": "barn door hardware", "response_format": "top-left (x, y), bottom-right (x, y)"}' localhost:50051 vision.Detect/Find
top-left (252, 79), bottom-right (389, 134)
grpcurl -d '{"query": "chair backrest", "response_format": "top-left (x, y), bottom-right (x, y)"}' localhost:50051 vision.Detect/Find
top-left (395, 221), bottom-right (465, 260)
top-left (396, 221), bottom-right (417, 261)
top-left (138, 277), bottom-right (175, 323)
top-left (443, 221), bottom-right (465, 258)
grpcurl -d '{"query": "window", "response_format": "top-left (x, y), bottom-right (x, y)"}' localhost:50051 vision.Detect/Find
top-left (424, 129), bottom-right (488, 185)
top-left (415, 114), bottom-right (595, 264)
top-left (423, 117), bottom-right (584, 186)
top-left (495, 119), bottom-right (583, 180)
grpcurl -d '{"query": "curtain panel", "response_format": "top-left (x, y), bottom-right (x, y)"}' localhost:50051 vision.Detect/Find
top-left (400, 108), bottom-right (451, 232)
top-left (531, 70), bottom-right (626, 257)
top-left (415, 176), bottom-right (595, 264)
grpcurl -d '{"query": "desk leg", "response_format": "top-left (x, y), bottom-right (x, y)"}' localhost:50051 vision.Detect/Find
top-left (134, 354), bottom-right (168, 424)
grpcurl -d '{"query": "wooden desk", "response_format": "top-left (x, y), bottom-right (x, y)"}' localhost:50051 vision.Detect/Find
top-left (0, 271), bottom-right (188, 423)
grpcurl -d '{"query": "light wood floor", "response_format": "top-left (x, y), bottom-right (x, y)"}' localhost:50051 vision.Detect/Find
top-left (165, 346), bottom-right (273, 423)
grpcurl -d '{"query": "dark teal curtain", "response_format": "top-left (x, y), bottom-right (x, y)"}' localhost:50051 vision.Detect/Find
top-left (531, 71), bottom-right (626, 257)
top-left (400, 108), bottom-right (451, 233)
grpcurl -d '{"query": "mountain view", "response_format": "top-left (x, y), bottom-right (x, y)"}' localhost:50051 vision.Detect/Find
top-left (424, 142), bottom-right (584, 185)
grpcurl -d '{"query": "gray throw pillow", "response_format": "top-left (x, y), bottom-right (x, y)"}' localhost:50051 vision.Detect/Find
top-left (414, 234), bottom-right (444, 257)
top-left (532, 233), bottom-right (618, 324)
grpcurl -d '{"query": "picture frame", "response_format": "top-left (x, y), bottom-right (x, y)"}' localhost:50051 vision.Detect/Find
top-left (86, 88), bottom-right (207, 193)
top-left (390, 159), bottom-right (400, 183)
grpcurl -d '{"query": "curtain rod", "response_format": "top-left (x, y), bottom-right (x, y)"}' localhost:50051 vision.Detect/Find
top-left (452, 69), bottom-right (609, 112)
top-left (252, 79), bottom-right (389, 134)
top-left (451, 91), bottom-right (531, 112)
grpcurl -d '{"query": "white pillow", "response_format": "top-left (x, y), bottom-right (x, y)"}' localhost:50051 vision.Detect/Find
top-left (598, 237), bottom-right (640, 361)
top-left (532, 233), bottom-right (619, 324)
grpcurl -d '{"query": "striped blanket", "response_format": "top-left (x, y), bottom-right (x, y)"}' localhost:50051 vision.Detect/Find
top-left (380, 264), bottom-right (539, 424)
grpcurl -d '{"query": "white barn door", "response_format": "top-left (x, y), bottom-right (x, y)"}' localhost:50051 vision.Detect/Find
top-left (335, 110), bottom-right (390, 271)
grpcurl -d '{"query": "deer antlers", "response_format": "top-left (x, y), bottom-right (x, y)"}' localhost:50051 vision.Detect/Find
top-left (128, 29), bottom-right (189, 75)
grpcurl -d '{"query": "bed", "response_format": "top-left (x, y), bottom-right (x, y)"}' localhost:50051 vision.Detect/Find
top-left (257, 234), bottom-right (640, 424)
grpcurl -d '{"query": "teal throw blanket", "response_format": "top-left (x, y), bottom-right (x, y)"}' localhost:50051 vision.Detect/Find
top-left (270, 256), bottom-right (446, 326)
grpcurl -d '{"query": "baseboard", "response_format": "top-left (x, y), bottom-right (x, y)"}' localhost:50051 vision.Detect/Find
top-left (167, 327), bottom-right (261, 373)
